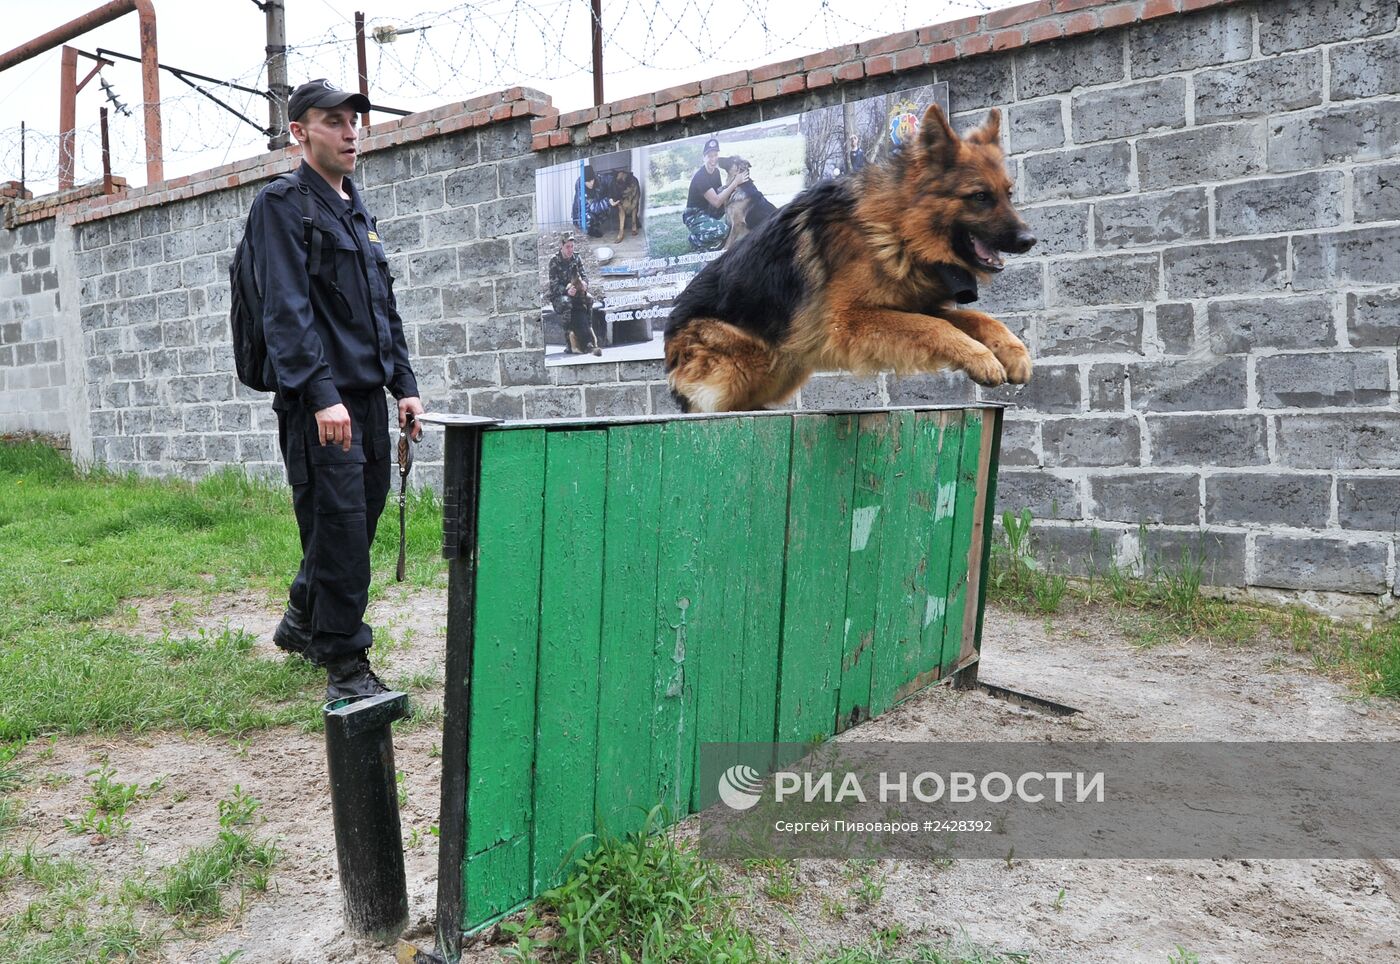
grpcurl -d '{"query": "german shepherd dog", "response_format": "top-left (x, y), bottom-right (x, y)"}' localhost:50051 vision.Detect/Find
top-left (664, 105), bottom-right (1035, 413)
top-left (564, 265), bottom-right (603, 356)
top-left (717, 156), bottom-right (779, 251)
top-left (603, 169), bottom-right (643, 244)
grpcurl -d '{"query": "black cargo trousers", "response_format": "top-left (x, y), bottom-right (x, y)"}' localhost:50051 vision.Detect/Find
top-left (276, 389), bottom-right (392, 664)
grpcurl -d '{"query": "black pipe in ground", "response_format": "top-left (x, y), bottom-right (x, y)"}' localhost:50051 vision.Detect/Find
top-left (324, 690), bottom-right (411, 943)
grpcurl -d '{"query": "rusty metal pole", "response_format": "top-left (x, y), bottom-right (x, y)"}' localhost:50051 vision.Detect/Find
top-left (0, 0), bottom-right (162, 185)
top-left (134, 0), bottom-right (163, 184)
top-left (590, 0), bottom-right (604, 106)
top-left (265, 0), bottom-right (290, 149)
top-left (355, 11), bottom-right (371, 128)
top-left (59, 45), bottom-right (78, 189)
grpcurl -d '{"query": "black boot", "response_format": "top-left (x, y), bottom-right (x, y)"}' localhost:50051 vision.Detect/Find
top-left (273, 603), bottom-right (316, 662)
top-left (324, 651), bottom-right (389, 702)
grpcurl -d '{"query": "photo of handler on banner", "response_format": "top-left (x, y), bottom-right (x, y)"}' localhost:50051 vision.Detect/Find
top-left (536, 150), bottom-right (662, 365)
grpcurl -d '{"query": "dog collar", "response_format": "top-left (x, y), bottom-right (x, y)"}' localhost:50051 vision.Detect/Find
top-left (932, 263), bottom-right (979, 304)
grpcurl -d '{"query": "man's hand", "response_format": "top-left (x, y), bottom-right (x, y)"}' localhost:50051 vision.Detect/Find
top-left (734, 170), bottom-right (751, 186)
top-left (399, 396), bottom-right (425, 440)
top-left (315, 403), bottom-right (352, 452)
top-left (566, 284), bottom-right (577, 296)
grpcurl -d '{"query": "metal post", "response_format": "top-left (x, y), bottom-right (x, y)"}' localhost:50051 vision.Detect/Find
top-left (355, 11), bottom-right (371, 128)
top-left (590, 0), bottom-right (603, 106)
top-left (323, 691), bottom-right (412, 942)
top-left (418, 413), bottom-right (496, 963)
top-left (265, 0), bottom-right (290, 149)
top-left (100, 106), bottom-right (113, 194)
top-left (19, 122), bottom-right (25, 194)
top-left (59, 45), bottom-right (78, 190)
top-left (133, 0), bottom-right (163, 184)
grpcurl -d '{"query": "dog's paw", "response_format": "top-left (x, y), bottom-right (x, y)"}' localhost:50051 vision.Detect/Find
top-left (963, 351), bottom-right (1008, 387)
top-left (996, 344), bottom-right (1033, 384)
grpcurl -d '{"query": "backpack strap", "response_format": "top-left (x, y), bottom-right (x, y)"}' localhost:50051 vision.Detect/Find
top-left (276, 171), bottom-right (329, 284)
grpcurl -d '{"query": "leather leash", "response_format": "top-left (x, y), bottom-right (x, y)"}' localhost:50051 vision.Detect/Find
top-left (396, 412), bottom-right (419, 582)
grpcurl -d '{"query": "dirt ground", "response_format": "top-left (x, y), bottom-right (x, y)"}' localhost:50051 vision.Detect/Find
top-left (7, 593), bottom-right (1400, 963)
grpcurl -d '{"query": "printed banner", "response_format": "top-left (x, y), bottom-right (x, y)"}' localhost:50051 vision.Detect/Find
top-left (534, 83), bottom-right (951, 366)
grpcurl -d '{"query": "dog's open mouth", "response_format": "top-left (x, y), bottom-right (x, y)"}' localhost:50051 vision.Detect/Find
top-left (955, 228), bottom-right (1006, 273)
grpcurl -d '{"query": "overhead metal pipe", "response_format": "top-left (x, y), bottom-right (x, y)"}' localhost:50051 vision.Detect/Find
top-left (0, 0), bottom-right (163, 185)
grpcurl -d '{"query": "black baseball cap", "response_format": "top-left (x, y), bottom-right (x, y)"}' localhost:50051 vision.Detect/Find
top-left (703, 137), bottom-right (720, 154)
top-left (288, 79), bottom-right (371, 121)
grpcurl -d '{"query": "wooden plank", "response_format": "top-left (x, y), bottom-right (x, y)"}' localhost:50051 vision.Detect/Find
top-left (688, 417), bottom-right (758, 813)
top-left (868, 411), bottom-right (925, 715)
top-left (941, 409), bottom-right (985, 671)
top-left (463, 429), bottom-right (545, 920)
top-left (957, 405), bottom-right (1002, 668)
top-left (920, 410), bottom-right (964, 681)
top-left (738, 416), bottom-right (793, 745)
top-left (836, 412), bottom-right (897, 731)
top-left (652, 419), bottom-right (708, 821)
top-left (464, 836), bottom-right (530, 927)
top-left (775, 414), bottom-right (858, 744)
top-left (531, 429), bottom-right (608, 894)
top-left (595, 423), bottom-right (663, 839)
top-left (890, 409), bottom-right (947, 702)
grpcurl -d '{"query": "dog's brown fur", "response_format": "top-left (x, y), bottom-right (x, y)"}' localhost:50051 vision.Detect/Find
top-left (665, 105), bottom-right (1035, 413)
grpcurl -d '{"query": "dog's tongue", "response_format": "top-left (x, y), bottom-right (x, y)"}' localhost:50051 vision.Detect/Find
top-left (972, 236), bottom-right (1004, 268)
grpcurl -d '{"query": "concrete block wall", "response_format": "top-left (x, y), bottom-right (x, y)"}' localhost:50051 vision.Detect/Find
top-left (0, 217), bottom-right (68, 436)
top-left (3, 0), bottom-right (1400, 600)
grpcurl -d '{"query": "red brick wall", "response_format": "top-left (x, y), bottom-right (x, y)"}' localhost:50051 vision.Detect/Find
top-left (528, 0), bottom-right (1243, 150)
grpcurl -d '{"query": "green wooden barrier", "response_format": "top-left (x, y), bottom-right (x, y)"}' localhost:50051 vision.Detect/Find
top-left (422, 404), bottom-right (1004, 958)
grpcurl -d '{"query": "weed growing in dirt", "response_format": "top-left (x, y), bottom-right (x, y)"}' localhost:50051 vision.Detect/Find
top-left (500, 805), bottom-right (762, 962)
top-left (63, 763), bottom-right (164, 838)
top-left (746, 856), bottom-right (802, 903)
top-left (988, 507), bottom-right (1400, 698)
top-left (1167, 946), bottom-right (1201, 964)
top-left (136, 788), bottom-right (278, 923)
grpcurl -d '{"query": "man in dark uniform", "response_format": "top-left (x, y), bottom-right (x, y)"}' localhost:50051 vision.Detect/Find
top-left (244, 79), bottom-right (424, 700)
top-left (547, 235), bottom-right (602, 356)
top-left (571, 165), bottom-right (618, 239)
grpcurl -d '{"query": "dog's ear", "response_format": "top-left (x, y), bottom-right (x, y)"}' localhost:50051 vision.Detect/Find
top-left (918, 103), bottom-right (959, 167)
top-left (966, 108), bottom-right (1002, 147)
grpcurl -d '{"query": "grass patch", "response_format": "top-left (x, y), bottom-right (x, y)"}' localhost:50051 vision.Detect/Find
top-left (501, 806), bottom-right (763, 962)
top-left (988, 510), bottom-right (1400, 697)
top-left (132, 787), bottom-right (277, 924)
top-left (808, 935), bottom-right (1030, 963)
top-left (0, 789), bottom-right (270, 960)
top-left (0, 440), bottom-right (447, 743)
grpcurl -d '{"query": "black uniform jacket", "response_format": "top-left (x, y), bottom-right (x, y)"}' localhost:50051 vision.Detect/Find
top-left (247, 161), bottom-right (418, 413)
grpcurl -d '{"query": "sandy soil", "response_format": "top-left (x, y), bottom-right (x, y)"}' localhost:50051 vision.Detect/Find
top-left (7, 597), bottom-right (1400, 963)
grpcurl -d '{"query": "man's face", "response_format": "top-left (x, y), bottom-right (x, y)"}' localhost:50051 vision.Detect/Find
top-left (704, 149), bottom-right (719, 172)
top-left (290, 106), bottom-right (359, 178)
top-left (561, 240), bottom-right (575, 259)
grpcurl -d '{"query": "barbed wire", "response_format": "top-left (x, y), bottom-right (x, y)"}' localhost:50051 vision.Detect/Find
top-left (1, 0), bottom-right (1006, 191)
